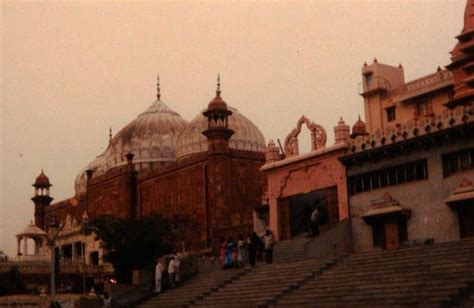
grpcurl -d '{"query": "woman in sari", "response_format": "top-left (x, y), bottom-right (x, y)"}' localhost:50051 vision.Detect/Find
top-left (225, 237), bottom-right (236, 269)
top-left (219, 237), bottom-right (227, 269)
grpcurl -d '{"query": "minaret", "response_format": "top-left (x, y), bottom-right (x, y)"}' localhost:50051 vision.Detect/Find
top-left (201, 75), bottom-right (235, 245)
top-left (446, 0), bottom-right (474, 108)
top-left (31, 170), bottom-right (53, 230)
top-left (202, 75), bottom-right (235, 155)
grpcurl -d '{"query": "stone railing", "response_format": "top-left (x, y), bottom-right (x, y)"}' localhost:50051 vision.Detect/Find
top-left (0, 261), bottom-right (113, 275)
top-left (347, 105), bottom-right (473, 154)
top-left (388, 69), bottom-right (453, 98)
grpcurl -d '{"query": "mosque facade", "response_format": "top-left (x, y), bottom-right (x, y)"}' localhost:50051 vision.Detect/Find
top-left (30, 78), bottom-right (266, 264)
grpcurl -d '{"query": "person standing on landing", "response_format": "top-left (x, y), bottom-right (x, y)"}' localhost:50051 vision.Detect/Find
top-left (154, 259), bottom-right (163, 294)
top-left (263, 229), bottom-right (274, 264)
top-left (310, 207), bottom-right (320, 237)
top-left (174, 255), bottom-right (181, 286)
top-left (168, 256), bottom-right (176, 289)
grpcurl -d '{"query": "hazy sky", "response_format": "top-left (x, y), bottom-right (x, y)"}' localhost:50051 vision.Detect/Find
top-left (0, 0), bottom-right (465, 256)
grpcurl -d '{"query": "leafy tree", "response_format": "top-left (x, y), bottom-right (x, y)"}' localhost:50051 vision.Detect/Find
top-left (82, 213), bottom-right (174, 283)
top-left (168, 213), bottom-right (200, 252)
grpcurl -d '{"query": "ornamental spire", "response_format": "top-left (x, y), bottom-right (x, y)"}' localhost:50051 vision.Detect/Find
top-left (156, 74), bottom-right (161, 100)
top-left (216, 74), bottom-right (221, 97)
top-left (109, 126), bottom-right (112, 144)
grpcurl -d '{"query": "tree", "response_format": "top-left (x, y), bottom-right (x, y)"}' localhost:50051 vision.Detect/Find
top-left (168, 213), bottom-right (200, 252)
top-left (82, 213), bottom-right (174, 283)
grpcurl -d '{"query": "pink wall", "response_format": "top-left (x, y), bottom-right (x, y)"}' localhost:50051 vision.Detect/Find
top-left (264, 146), bottom-right (348, 241)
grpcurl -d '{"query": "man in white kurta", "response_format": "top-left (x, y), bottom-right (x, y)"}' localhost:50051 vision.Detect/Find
top-left (154, 261), bottom-right (163, 293)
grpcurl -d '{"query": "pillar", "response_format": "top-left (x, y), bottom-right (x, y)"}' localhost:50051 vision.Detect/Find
top-left (34, 239), bottom-right (39, 255)
top-left (23, 236), bottom-right (28, 256)
top-left (17, 237), bottom-right (21, 256)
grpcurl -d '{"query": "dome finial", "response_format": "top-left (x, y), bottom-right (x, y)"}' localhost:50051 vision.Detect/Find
top-left (216, 74), bottom-right (221, 97)
top-left (156, 74), bottom-right (161, 100)
top-left (109, 126), bottom-right (112, 144)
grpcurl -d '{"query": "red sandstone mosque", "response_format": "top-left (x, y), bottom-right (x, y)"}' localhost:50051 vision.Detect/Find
top-left (19, 0), bottom-right (474, 267)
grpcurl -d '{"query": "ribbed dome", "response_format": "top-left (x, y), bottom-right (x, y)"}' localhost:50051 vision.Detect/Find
top-left (176, 106), bottom-right (266, 160)
top-left (75, 98), bottom-right (187, 194)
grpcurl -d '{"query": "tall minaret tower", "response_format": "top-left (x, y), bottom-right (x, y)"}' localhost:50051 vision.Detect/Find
top-left (202, 76), bottom-right (235, 245)
top-left (31, 170), bottom-right (53, 230)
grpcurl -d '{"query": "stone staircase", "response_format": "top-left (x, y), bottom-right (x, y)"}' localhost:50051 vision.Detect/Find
top-left (274, 239), bottom-right (474, 307)
top-left (193, 257), bottom-right (339, 307)
top-left (272, 236), bottom-right (311, 263)
top-left (138, 238), bottom-right (474, 307)
top-left (137, 268), bottom-right (249, 308)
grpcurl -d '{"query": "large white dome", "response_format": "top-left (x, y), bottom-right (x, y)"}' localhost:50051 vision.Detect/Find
top-left (176, 106), bottom-right (266, 160)
top-left (75, 98), bottom-right (187, 194)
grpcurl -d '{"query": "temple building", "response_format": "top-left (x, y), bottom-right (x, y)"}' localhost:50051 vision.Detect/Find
top-left (29, 77), bottom-right (266, 264)
top-left (261, 0), bottom-right (474, 251)
top-left (341, 3), bottom-right (474, 251)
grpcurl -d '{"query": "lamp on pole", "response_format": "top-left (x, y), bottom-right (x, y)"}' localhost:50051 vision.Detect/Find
top-left (48, 216), bottom-right (64, 302)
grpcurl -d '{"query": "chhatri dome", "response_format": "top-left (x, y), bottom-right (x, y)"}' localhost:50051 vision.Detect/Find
top-left (176, 77), bottom-right (266, 160)
top-left (75, 77), bottom-right (188, 194)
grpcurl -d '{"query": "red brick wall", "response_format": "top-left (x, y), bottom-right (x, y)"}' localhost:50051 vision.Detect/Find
top-left (42, 150), bottom-right (265, 251)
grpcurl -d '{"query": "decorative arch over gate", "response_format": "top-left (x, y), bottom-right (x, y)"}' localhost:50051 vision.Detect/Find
top-left (284, 116), bottom-right (327, 157)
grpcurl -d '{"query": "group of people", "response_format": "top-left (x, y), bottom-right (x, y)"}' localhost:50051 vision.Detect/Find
top-left (154, 254), bottom-right (181, 294)
top-left (220, 229), bottom-right (274, 268)
top-left (153, 230), bottom-right (276, 295)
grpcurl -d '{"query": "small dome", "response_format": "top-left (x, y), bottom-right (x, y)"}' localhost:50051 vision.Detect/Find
top-left (176, 106), bottom-right (266, 159)
top-left (206, 75), bottom-right (228, 112)
top-left (33, 170), bottom-right (51, 187)
top-left (352, 116), bottom-right (367, 137)
top-left (207, 95), bottom-right (228, 112)
top-left (16, 221), bottom-right (47, 237)
top-left (75, 98), bottom-right (187, 194)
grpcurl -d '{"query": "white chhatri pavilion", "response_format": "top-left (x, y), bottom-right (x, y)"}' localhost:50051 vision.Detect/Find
top-left (16, 221), bottom-right (49, 261)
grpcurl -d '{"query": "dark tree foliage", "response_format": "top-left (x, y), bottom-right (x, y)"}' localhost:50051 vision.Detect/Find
top-left (82, 213), bottom-right (174, 283)
top-left (168, 213), bottom-right (200, 252)
top-left (0, 266), bottom-right (26, 295)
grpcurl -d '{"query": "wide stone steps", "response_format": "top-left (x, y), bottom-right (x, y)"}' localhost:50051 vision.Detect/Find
top-left (193, 257), bottom-right (337, 307)
top-left (139, 239), bottom-right (474, 307)
top-left (138, 268), bottom-right (249, 307)
top-left (274, 240), bottom-right (474, 307)
top-left (272, 237), bottom-right (311, 263)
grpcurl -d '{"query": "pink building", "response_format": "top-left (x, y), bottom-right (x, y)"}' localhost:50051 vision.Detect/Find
top-left (260, 116), bottom-right (351, 241)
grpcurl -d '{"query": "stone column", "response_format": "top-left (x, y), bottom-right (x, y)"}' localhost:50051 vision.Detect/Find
top-left (23, 236), bottom-right (28, 256)
top-left (71, 243), bottom-right (75, 262)
top-left (17, 237), bottom-right (21, 256)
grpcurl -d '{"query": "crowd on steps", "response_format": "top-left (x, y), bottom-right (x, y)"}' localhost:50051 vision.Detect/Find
top-left (219, 230), bottom-right (275, 269)
top-left (138, 238), bottom-right (474, 307)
